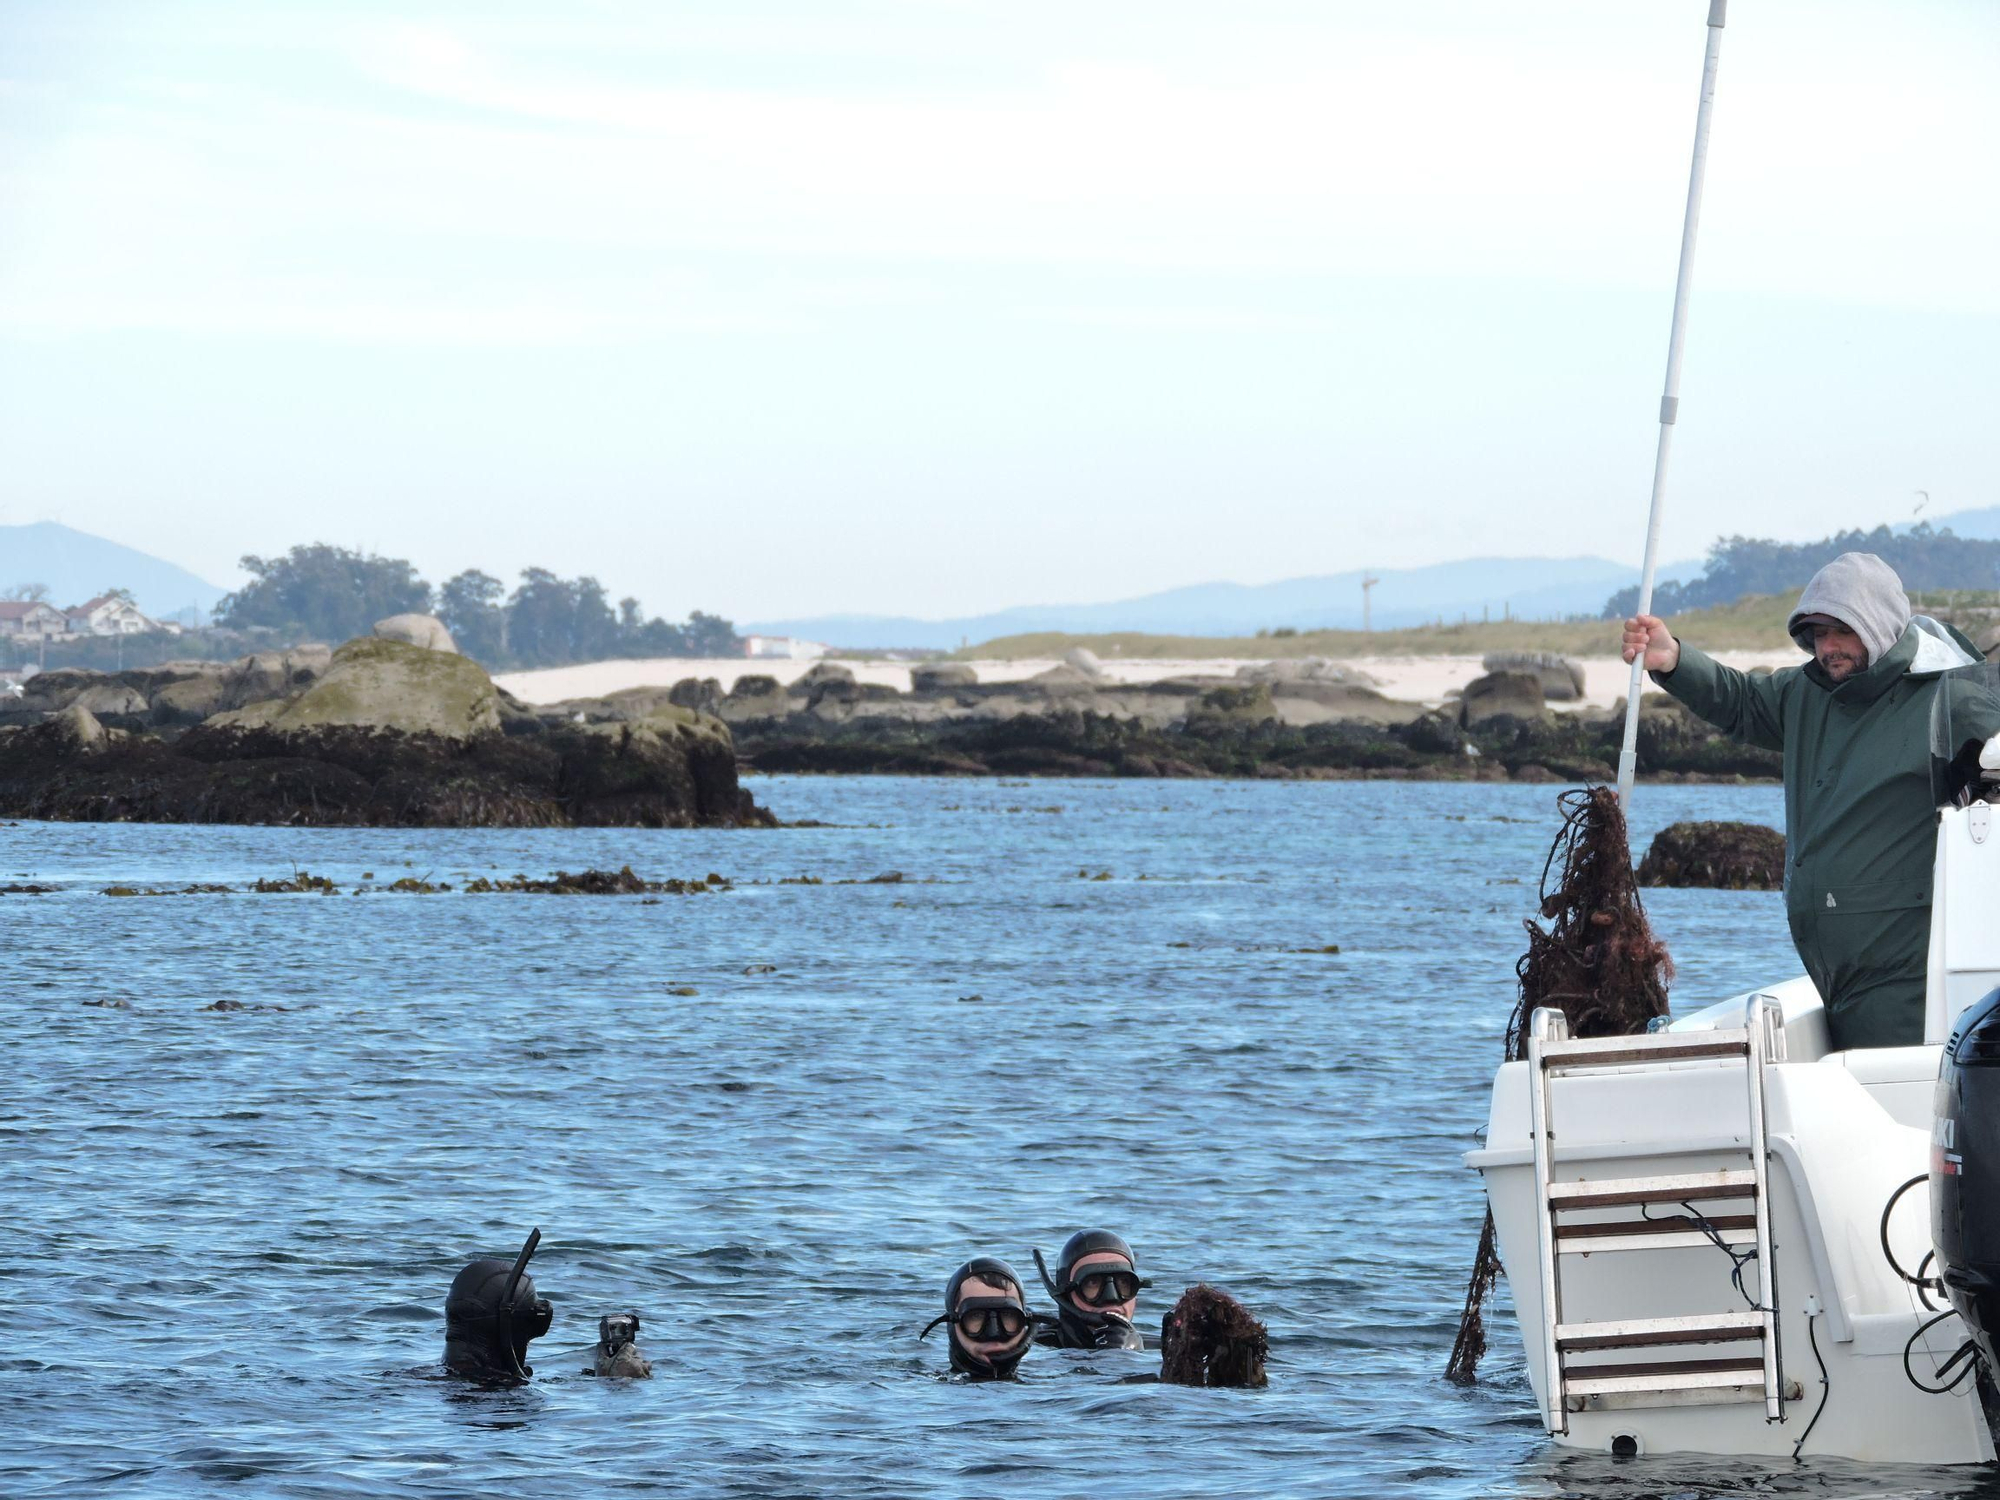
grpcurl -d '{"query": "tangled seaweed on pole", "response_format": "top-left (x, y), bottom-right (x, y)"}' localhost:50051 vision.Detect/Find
top-left (1444, 786), bottom-right (1672, 1386)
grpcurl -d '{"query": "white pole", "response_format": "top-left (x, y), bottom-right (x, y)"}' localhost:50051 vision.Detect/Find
top-left (1616, 0), bottom-right (1728, 813)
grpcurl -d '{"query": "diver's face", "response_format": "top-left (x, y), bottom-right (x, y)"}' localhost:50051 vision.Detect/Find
top-left (1807, 619), bottom-right (1869, 682)
top-left (951, 1275), bottom-right (1029, 1365)
top-left (1067, 1251), bottom-right (1139, 1324)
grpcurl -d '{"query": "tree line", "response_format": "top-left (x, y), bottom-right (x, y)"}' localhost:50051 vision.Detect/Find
top-left (1603, 523), bottom-right (2000, 618)
top-left (216, 544), bottom-right (742, 667)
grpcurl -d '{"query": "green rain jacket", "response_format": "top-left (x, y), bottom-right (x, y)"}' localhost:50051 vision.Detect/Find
top-left (1653, 620), bottom-right (1981, 1049)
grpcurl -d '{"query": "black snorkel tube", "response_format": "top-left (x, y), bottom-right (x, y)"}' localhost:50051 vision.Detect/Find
top-left (1032, 1245), bottom-right (1064, 1302)
top-left (497, 1226), bottom-right (541, 1382)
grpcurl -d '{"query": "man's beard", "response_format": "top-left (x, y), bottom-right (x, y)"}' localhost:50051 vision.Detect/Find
top-left (1821, 652), bottom-right (1862, 680)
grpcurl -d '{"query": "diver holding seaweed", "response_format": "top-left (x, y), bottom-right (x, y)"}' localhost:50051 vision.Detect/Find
top-left (1032, 1230), bottom-right (1149, 1352)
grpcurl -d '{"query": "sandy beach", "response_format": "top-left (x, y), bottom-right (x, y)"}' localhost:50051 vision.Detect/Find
top-left (495, 649), bottom-right (1805, 712)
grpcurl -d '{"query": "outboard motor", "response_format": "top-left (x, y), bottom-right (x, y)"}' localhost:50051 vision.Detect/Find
top-left (1933, 987), bottom-right (2000, 1375)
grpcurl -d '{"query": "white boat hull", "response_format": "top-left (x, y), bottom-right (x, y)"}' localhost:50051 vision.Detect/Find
top-left (1471, 976), bottom-right (1994, 1463)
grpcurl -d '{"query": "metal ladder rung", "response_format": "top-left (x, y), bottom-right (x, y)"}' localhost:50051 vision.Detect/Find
top-left (1558, 1230), bottom-right (1756, 1255)
top-left (1556, 1312), bottom-right (1764, 1352)
top-left (1568, 1360), bottom-right (1776, 1408)
top-left (1555, 1215), bottom-right (1755, 1256)
top-left (1541, 1033), bottom-right (1749, 1071)
top-left (1548, 1170), bottom-right (1756, 1210)
top-left (1565, 1357), bottom-right (1768, 1400)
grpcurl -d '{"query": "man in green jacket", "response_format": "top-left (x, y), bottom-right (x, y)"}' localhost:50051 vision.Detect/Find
top-left (1622, 552), bottom-right (1983, 1050)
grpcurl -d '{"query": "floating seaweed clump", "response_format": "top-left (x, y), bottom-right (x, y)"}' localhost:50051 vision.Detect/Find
top-left (1444, 786), bottom-right (1672, 1387)
top-left (460, 867), bottom-right (729, 895)
top-left (252, 871), bottom-right (338, 894)
top-left (1160, 1284), bottom-right (1269, 1388)
top-left (102, 883), bottom-right (235, 897)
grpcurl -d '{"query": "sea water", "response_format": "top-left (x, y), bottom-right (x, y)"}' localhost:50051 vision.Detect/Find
top-left (5, 775), bottom-right (1992, 1499)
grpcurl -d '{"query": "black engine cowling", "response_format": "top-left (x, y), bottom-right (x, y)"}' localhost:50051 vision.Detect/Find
top-left (1934, 986), bottom-right (2000, 1375)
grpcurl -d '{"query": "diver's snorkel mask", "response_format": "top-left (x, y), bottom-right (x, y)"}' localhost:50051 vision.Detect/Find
top-left (1069, 1268), bottom-right (1144, 1308)
top-left (947, 1297), bottom-right (1030, 1342)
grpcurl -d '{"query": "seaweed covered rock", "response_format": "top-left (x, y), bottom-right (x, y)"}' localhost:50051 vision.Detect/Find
top-left (0, 639), bottom-right (771, 828)
top-left (0, 715), bottom-right (769, 828)
top-left (1637, 820), bottom-right (1786, 890)
top-left (1, 649), bottom-right (331, 731)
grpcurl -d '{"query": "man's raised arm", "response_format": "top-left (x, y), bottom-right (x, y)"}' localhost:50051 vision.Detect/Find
top-left (1622, 613), bottom-right (1787, 753)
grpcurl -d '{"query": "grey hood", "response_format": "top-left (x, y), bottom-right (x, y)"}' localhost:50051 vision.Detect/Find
top-left (1787, 552), bottom-right (1911, 664)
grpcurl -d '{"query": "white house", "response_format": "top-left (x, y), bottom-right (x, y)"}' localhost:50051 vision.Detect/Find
top-left (0, 600), bottom-right (68, 639)
top-left (743, 634), bottom-right (828, 661)
top-left (63, 593), bottom-right (158, 636)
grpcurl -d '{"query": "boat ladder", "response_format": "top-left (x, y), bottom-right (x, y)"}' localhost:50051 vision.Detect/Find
top-left (1526, 996), bottom-right (1786, 1434)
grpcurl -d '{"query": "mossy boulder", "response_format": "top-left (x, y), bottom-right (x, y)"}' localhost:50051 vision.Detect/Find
top-left (211, 637), bottom-right (500, 741)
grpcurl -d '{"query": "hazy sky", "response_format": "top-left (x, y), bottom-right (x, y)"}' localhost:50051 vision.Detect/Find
top-left (3, 1), bottom-right (1997, 621)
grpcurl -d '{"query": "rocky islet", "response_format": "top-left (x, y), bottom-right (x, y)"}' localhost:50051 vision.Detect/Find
top-left (0, 624), bottom-right (771, 828)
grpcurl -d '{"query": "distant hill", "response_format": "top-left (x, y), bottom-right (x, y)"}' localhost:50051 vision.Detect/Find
top-left (746, 555), bottom-right (1703, 651)
top-left (1904, 504), bottom-right (2000, 541)
top-left (0, 522), bottom-right (226, 624)
top-left (1609, 512), bottom-right (2000, 619)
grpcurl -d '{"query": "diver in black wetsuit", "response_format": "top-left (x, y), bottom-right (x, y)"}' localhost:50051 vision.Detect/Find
top-left (1032, 1230), bottom-right (1149, 1351)
top-left (442, 1228), bottom-right (554, 1382)
top-left (921, 1257), bottom-right (1036, 1380)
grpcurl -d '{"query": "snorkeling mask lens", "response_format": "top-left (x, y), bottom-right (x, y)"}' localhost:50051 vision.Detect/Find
top-left (1072, 1269), bottom-right (1141, 1307)
top-left (954, 1298), bottom-right (1028, 1341)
